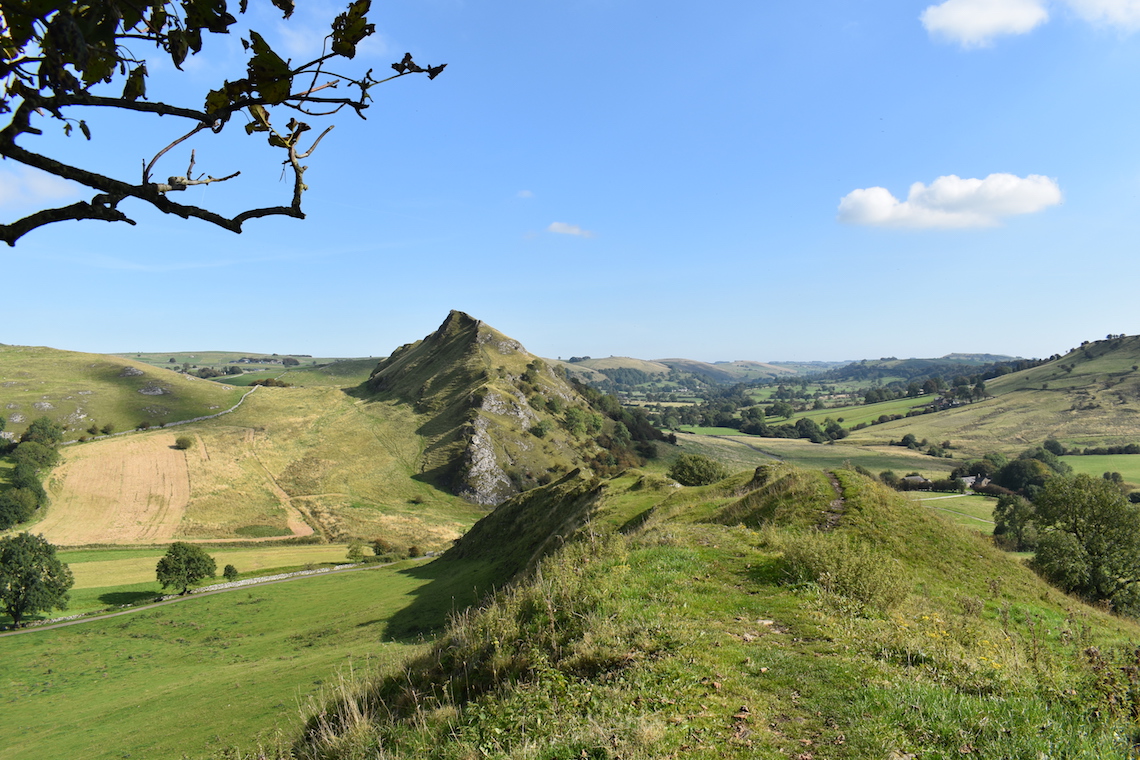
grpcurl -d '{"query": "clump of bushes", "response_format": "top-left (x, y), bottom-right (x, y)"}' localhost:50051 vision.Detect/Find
top-left (173, 436), bottom-right (193, 450)
top-left (668, 453), bottom-right (728, 486)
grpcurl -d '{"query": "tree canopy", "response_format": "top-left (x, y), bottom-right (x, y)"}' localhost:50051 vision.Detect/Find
top-left (0, 0), bottom-right (445, 244)
top-left (156, 542), bottom-right (216, 594)
top-left (0, 533), bottom-right (74, 628)
top-left (1032, 474), bottom-right (1140, 615)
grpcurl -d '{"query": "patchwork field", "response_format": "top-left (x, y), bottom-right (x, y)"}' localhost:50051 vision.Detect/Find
top-left (669, 433), bottom-right (958, 477)
top-left (29, 384), bottom-right (486, 548)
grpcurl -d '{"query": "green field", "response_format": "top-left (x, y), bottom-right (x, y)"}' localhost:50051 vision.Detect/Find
top-left (0, 557), bottom-right (484, 760)
top-left (780, 394), bottom-right (933, 429)
top-left (671, 433), bottom-right (957, 477)
top-left (909, 492), bottom-right (997, 534)
top-left (1061, 454), bottom-right (1140, 489)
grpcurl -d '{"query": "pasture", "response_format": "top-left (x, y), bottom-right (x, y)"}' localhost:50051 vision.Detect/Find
top-left (0, 558), bottom-right (482, 760)
top-left (1061, 454), bottom-right (1140, 489)
top-left (908, 492), bottom-right (997, 535)
top-left (667, 432), bottom-right (958, 477)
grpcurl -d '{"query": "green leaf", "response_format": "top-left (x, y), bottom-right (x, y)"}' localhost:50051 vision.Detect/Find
top-left (270, 0), bottom-right (294, 19)
top-left (330, 0), bottom-right (374, 59)
top-left (168, 29), bottom-right (189, 68)
top-left (204, 86), bottom-right (230, 114)
top-left (79, 120), bottom-right (91, 140)
top-left (244, 103), bottom-right (271, 134)
top-left (247, 30), bottom-right (291, 104)
top-left (122, 64), bottom-right (147, 101)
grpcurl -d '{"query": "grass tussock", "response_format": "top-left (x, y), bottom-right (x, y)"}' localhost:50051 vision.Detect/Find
top-left (775, 531), bottom-right (909, 616)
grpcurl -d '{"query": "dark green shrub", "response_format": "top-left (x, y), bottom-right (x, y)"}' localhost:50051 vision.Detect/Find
top-left (668, 453), bottom-right (728, 486)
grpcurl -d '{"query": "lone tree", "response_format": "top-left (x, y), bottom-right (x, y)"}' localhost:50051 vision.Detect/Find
top-left (0, 533), bottom-right (74, 628)
top-left (156, 542), bottom-right (216, 594)
top-left (0, 0), bottom-right (445, 245)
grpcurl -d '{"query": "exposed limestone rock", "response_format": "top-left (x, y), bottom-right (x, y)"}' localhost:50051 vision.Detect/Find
top-left (456, 418), bottom-right (516, 505)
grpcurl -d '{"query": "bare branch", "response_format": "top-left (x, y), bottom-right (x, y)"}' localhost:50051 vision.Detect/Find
top-left (143, 123), bottom-right (210, 183)
top-left (0, 202), bottom-right (136, 247)
top-left (154, 171), bottom-right (241, 192)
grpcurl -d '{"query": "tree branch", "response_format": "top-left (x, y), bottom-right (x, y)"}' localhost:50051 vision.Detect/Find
top-left (0, 202), bottom-right (136, 246)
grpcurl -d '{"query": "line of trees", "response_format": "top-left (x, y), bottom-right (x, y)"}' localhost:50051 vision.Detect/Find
top-left (0, 417), bottom-right (65, 529)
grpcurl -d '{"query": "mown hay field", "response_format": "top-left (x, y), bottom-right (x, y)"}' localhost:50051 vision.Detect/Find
top-left (38, 433), bottom-right (192, 544)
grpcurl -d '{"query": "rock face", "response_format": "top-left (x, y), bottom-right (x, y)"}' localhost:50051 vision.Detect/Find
top-left (367, 311), bottom-right (598, 506)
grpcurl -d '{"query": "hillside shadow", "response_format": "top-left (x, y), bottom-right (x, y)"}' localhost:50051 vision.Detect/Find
top-left (382, 557), bottom-right (500, 641)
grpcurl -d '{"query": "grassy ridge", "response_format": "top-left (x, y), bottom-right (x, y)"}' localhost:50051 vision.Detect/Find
top-left (290, 465), bottom-right (1140, 759)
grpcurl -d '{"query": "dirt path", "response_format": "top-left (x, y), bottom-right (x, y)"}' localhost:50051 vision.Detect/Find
top-left (820, 471), bottom-right (846, 531)
top-left (247, 449), bottom-right (315, 538)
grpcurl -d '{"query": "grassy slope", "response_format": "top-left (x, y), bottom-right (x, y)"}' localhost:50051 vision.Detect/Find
top-left (0, 560), bottom-right (474, 760)
top-left (844, 336), bottom-right (1140, 458)
top-left (0, 345), bottom-right (242, 440)
top-left (289, 464), bottom-right (1140, 760)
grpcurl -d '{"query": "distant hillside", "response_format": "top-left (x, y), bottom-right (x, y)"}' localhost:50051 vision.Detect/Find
top-left (845, 335), bottom-right (1140, 455)
top-left (657, 357), bottom-right (781, 384)
top-left (0, 345), bottom-right (242, 441)
top-left (823, 353), bottom-right (1031, 385)
top-left (365, 311), bottom-right (624, 505)
top-left (110, 350), bottom-right (357, 370)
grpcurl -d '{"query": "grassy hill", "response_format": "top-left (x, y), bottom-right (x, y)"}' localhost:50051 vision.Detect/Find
top-left (285, 462), bottom-right (1140, 760)
top-left (364, 310), bottom-right (615, 505)
top-left (842, 335), bottom-right (1140, 458)
top-left (0, 344), bottom-right (243, 441)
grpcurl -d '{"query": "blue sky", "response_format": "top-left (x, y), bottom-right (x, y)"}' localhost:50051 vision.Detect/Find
top-left (4, 0), bottom-right (1140, 362)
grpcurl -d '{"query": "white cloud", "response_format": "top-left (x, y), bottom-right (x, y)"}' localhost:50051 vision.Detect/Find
top-left (517, 190), bottom-right (534, 199)
top-left (0, 166), bottom-right (81, 209)
top-left (1064, 0), bottom-right (1140, 30)
top-left (921, 0), bottom-right (1049, 46)
top-left (547, 222), bottom-right (595, 237)
top-left (837, 173), bottom-right (1062, 228)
